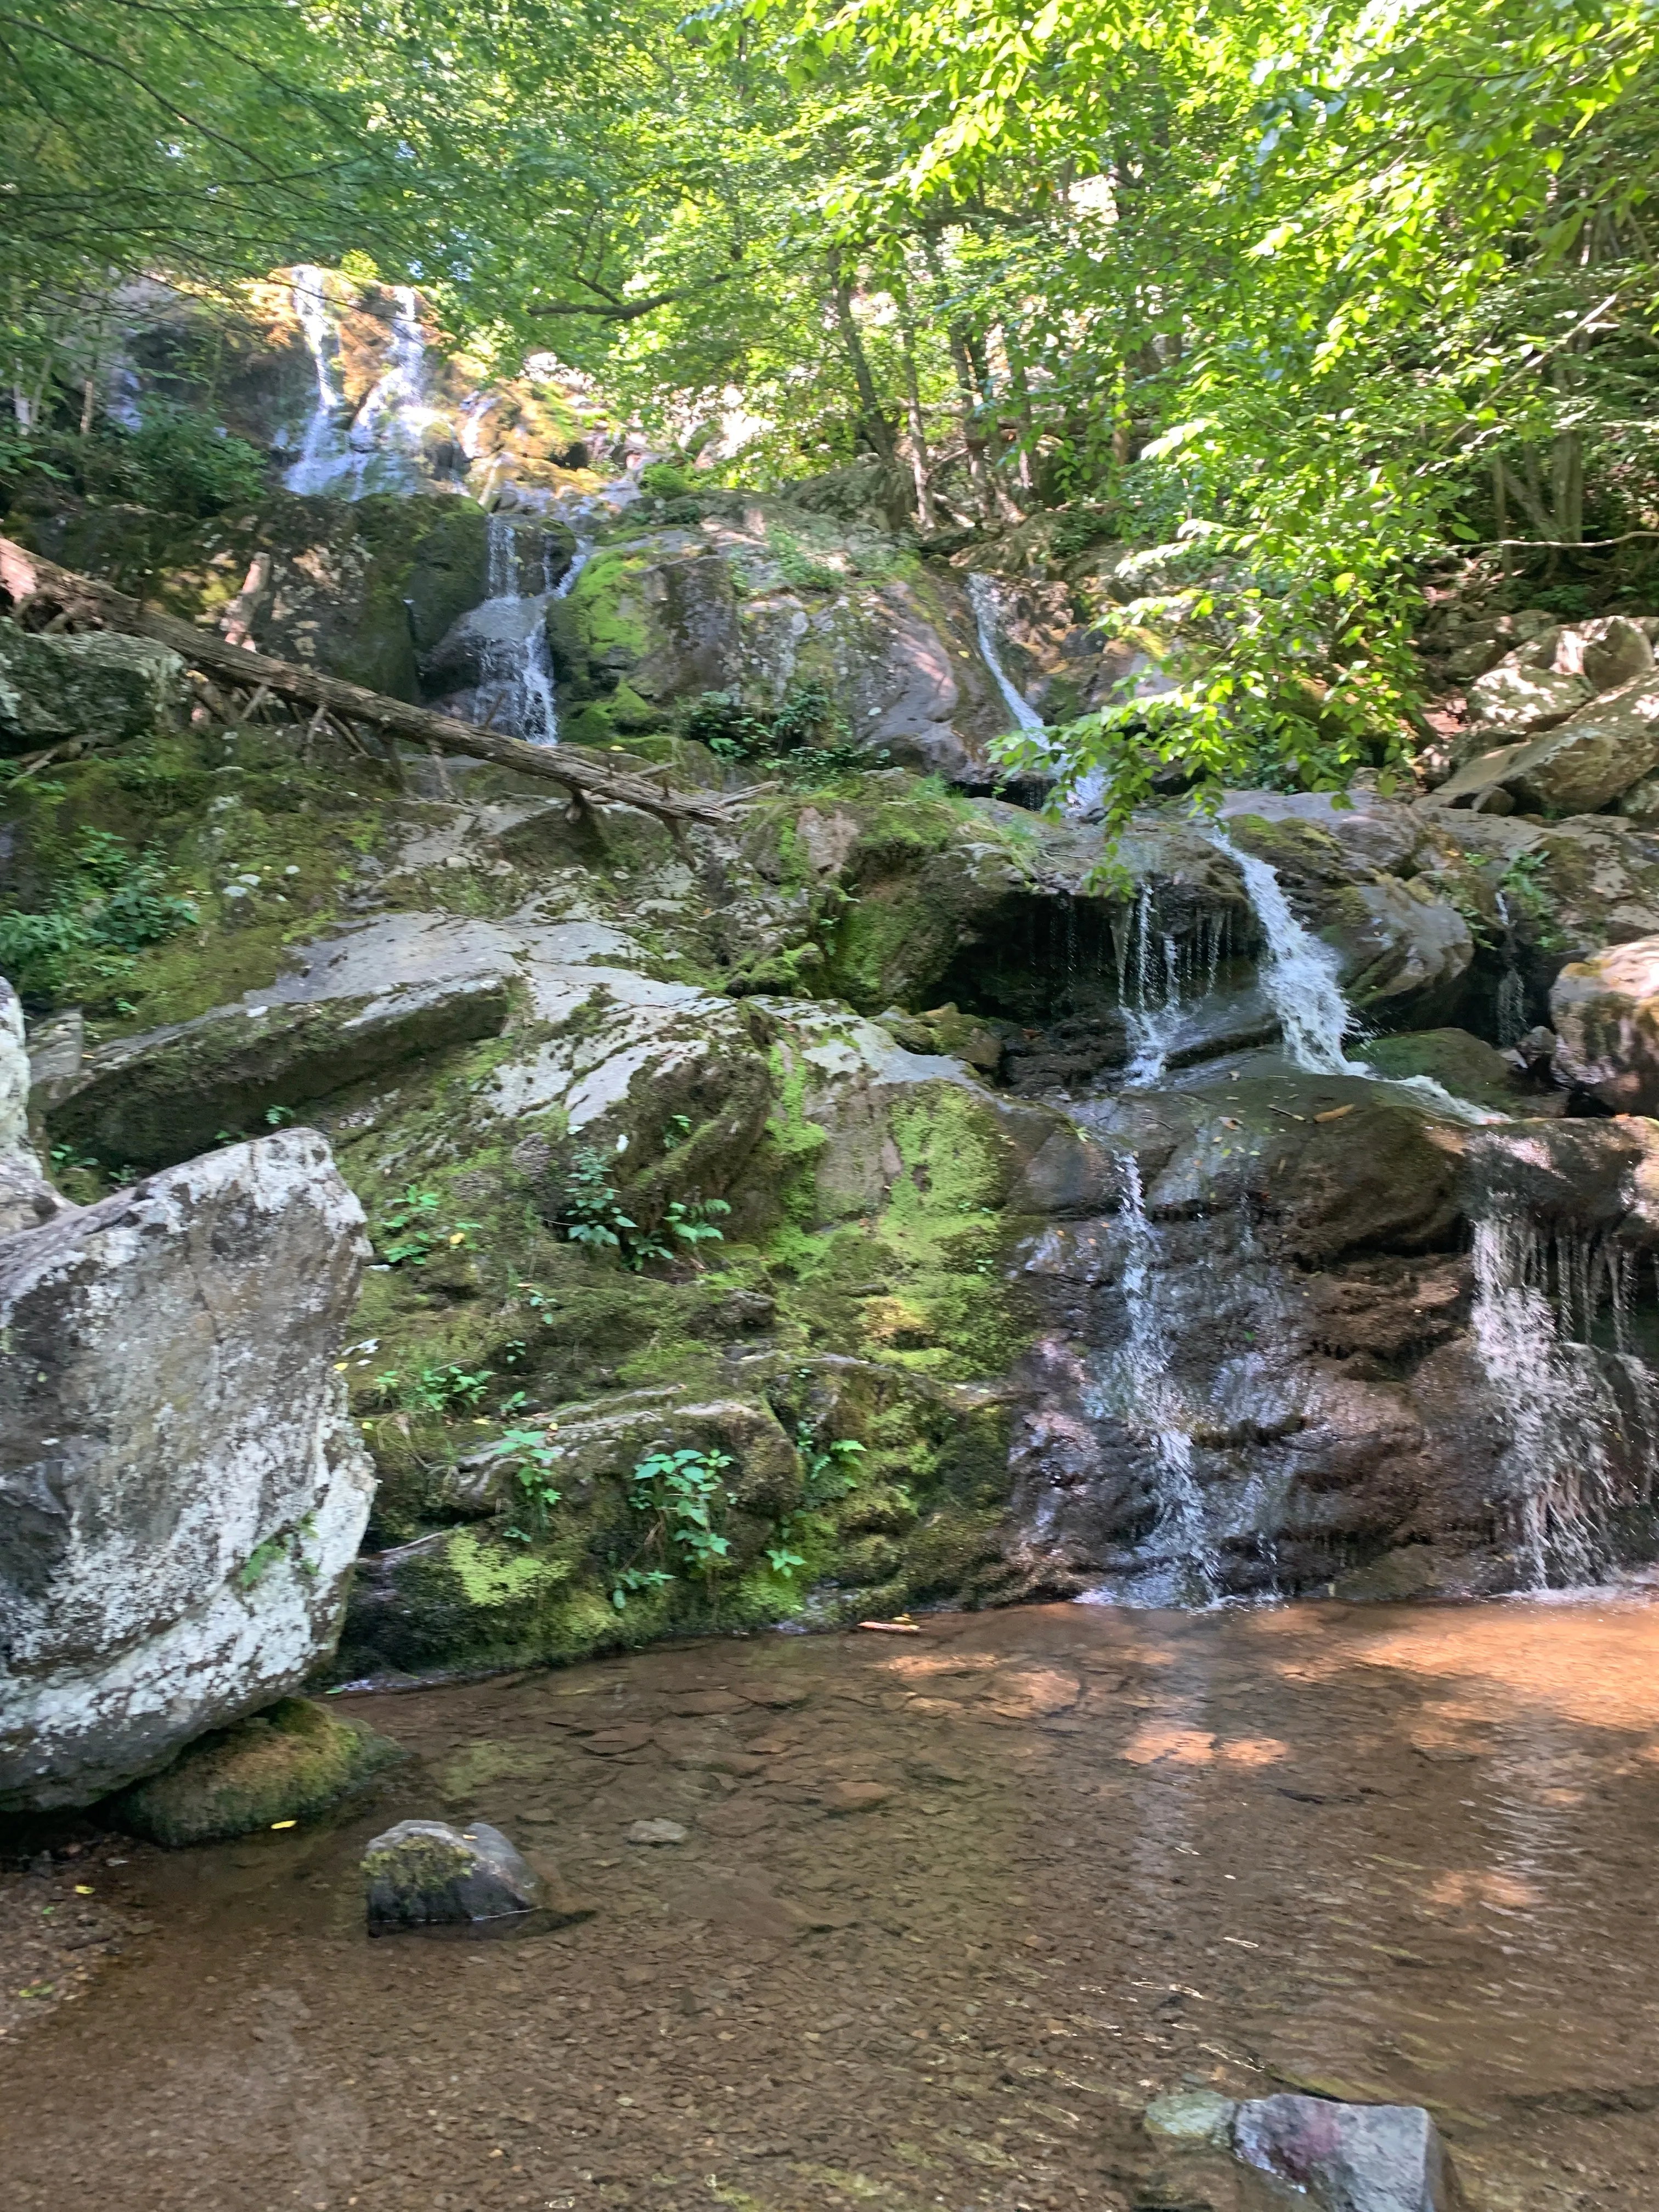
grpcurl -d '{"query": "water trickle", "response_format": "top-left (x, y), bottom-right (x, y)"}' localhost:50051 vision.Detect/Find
top-left (1114, 888), bottom-right (1231, 1087)
top-left (1494, 893), bottom-right (1530, 1046)
top-left (966, 573), bottom-right (1046, 738)
top-left (1084, 1154), bottom-right (1221, 1605)
top-left (1470, 1209), bottom-right (1659, 1587)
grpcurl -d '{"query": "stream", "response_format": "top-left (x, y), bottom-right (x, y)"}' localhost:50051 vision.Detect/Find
top-left (6, 1598), bottom-right (1659, 2211)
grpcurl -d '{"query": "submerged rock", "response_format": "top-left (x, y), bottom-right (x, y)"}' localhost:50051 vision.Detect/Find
top-left (363, 1818), bottom-right (539, 1928)
top-left (1132, 2091), bottom-right (1463, 2212)
top-left (112, 1697), bottom-right (403, 1846)
top-left (0, 1126), bottom-right (376, 1809)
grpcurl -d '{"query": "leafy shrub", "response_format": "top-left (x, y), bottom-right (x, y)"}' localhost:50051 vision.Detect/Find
top-left (374, 1186), bottom-right (480, 1266)
top-left (90, 407), bottom-right (268, 517)
top-left (639, 460), bottom-right (692, 498)
top-left (0, 827), bottom-right (197, 1004)
top-left (682, 681), bottom-right (879, 783)
top-left (556, 1142), bottom-right (728, 1269)
top-left (611, 1445), bottom-right (736, 1606)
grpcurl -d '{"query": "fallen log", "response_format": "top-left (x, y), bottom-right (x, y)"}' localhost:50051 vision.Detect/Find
top-left (0, 535), bottom-right (745, 830)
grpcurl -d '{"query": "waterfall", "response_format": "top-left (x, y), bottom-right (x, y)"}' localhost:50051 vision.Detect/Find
top-left (1470, 1209), bottom-right (1659, 1587)
top-left (285, 266), bottom-right (348, 496)
top-left (1210, 828), bottom-right (1358, 1074)
top-left (1495, 892), bottom-right (1530, 1046)
top-left (966, 573), bottom-right (1047, 738)
top-left (1115, 887), bottom-right (1229, 1088)
top-left (1212, 826), bottom-right (1504, 1122)
top-left (1085, 1154), bottom-right (1221, 1605)
top-left (467, 511), bottom-right (592, 748)
top-left (285, 276), bottom-right (435, 499)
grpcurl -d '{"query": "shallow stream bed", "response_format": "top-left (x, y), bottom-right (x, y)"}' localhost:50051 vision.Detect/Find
top-left (5, 1598), bottom-right (1659, 2211)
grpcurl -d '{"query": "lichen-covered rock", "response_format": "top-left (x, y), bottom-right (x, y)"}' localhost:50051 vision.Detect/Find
top-left (111, 1696), bottom-right (403, 1846)
top-left (0, 620), bottom-right (185, 753)
top-left (0, 979), bottom-right (66, 1237)
top-left (548, 506), bottom-right (1023, 777)
top-left (1549, 935), bottom-right (1659, 1112)
top-left (0, 1127), bottom-right (376, 1809)
top-left (46, 969), bottom-right (512, 1173)
top-left (363, 1818), bottom-right (539, 1929)
top-left (1438, 677), bottom-right (1659, 816)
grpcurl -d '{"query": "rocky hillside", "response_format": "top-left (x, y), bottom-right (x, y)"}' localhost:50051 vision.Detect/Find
top-left (7, 281), bottom-right (1659, 1776)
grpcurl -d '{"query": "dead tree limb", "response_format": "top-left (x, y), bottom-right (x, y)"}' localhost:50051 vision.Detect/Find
top-left (0, 536), bottom-right (748, 831)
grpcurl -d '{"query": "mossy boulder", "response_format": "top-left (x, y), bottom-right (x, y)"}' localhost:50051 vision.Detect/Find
top-left (0, 623), bottom-right (185, 753)
top-left (1361, 1027), bottom-right (1533, 1114)
top-left (110, 1698), bottom-right (403, 1846)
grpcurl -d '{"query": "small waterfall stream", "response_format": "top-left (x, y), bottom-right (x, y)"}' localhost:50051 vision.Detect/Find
top-left (966, 573), bottom-right (1046, 741)
top-left (1084, 1154), bottom-right (1222, 1605)
top-left (1115, 888), bottom-right (1230, 1088)
top-left (1470, 1211), bottom-right (1659, 1587)
top-left (465, 510), bottom-right (592, 747)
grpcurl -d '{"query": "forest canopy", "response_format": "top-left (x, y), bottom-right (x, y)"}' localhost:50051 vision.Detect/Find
top-left (4, 0), bottom-right (1657, 817)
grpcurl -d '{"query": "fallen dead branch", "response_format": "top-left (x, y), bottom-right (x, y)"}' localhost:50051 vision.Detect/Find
top-left (0, 535), bottom-right (747, 832)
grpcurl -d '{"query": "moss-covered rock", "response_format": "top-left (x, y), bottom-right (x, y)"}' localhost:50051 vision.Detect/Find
top-left (110, 1697), bottom-right (403, 1846)
top-left (0, 624), bottom-right (186, 754)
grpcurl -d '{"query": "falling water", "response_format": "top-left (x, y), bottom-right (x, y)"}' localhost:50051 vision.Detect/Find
top-left (1210, 829), bottom-right (1357, 1074)
top-left (1084, 1155), bottom-right (1221, 1605)
top-left (1115, 889), bottom-right (1230, 1087)
top-left (466, 510), bottom-right (594, 747)
top-left (286, 277), bottom-right (436, 499)
top-left (966, 573), bottom-right (1047, 739)
top-left (1495, 893), bottom-right (1530, 1046)
top-left (1470, 1210), bottom-right (1659, 1587)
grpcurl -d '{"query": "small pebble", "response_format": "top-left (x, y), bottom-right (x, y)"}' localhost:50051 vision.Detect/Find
top-left (625, 1819), bottom-right (687, 1846)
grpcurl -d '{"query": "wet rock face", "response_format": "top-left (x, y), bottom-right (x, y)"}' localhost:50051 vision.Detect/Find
top-left (0, 1126), bottom-right (376, 1810)
top-left (363, 1819), bottom-right (539, 1929)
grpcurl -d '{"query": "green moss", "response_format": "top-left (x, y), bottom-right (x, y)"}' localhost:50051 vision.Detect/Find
top-left (111, 1697), bottom-right (403, 1846)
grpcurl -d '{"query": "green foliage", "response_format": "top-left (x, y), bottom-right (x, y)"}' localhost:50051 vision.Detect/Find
top-left (639, 460), bottom-right (693, 497)
top-left (486, 1425), bottom-right (565, 1541)
top-left (556, 1143), bottom-right (729, 1269)
top-left (626, 1444), bottom-right (736, 1585)
top-left (372, 1361), bottom-right (494, 1415)
top-left (0, 827), bottom-right (197, 1004)
top-left (683, 682), bottom-right (881, 784)
top-left (374, 1187), bottom-right (480, 1267)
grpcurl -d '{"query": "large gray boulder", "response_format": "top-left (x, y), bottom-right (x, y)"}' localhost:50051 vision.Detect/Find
top-left (0, 1124), bottom-right (377, 1809)
top-left (1438, 675), bottom-right (1659, 816)
top-left (1550, 933), bottom-right (1659, 1112)
top-left (0, 619), bottom-right (184, 752)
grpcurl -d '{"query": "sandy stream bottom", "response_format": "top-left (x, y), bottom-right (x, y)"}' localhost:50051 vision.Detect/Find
top-left (4, 1598), bottom-right (1659, 2211)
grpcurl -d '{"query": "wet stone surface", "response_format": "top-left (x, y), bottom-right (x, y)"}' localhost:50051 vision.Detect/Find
top-left (4, 1598), bottom-right (1659, 2210)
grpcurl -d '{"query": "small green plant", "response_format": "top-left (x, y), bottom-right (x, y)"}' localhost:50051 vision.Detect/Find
top-left (611, 1444), bottom-right (735, 1605)
top-left (682, 682), bottom-right (878, 785)
top-left (559, 1144), bottom-right (637, 1255)
top-left (661, 1113), bottom-right (693, 1152)
top-left (640, 459), bottom-right (693, 499)
top-left (802, 1430), bottom-right (866, 1503)
top-left (371, 1362), bottom-right (494, 1415)
top-left (610, 1565), bottom-right (674, 1610)
top-left (0, 827), bottom-right (198, 1004)
top-left (375, 1186), bottom-right (480, 1267)
top-left (263, 1104), bottom-right (295, 1127)
top-left (49, 1141), bottom-right (100, 1176)
top-left (485, 1425), bottom-right (565, 1541)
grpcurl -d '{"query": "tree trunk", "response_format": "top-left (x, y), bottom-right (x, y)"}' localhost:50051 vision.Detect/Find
top-left (0, 537), bottom-right (744, 830)
top-left (895, 307), bottom-right (938, 532)
top-left (1001, 322), bottom-right (1038, 498)
top-left (828, 251), bottom-right (895, 464)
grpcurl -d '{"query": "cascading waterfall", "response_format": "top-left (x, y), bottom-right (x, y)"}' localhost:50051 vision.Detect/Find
top-left (1084, 1154), bottom-right (1222, 1605)
top-left (1211, 830), bottom-right (1358, 1075)
top-left (966, 573), bottom-right (1048, 743)
top-left (1211, 825), bottom-right (1504, 1122)
top-left (1494, 893), bottom-right (1530, 1046)
top-left (467, 510), bottom-right (593, 747)
top-left (286, 276), bottom-right (436, 499)
top-left (1115, 888), bottom-right (1231, 1087)
top-left (1470, 1210), bottom-right (1659, 1587)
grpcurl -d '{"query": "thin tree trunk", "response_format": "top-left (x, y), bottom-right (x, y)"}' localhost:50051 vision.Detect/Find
top-left (895, 306), bottom-right (938, 532)
top-left (828, 250), bottom-right (895, 464)
top-left (1001, 321), bottom-right (1038, 498)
